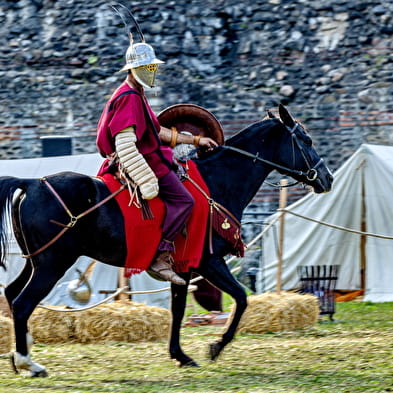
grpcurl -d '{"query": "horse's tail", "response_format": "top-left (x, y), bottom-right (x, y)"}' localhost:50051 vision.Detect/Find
top-left (0, 176), bottom-right (33, 270)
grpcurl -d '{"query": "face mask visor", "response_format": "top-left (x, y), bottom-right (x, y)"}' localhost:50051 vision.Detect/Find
top-left (131, 63), bottom-right (159, 88)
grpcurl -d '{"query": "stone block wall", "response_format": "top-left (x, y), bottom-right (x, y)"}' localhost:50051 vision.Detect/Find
top-left (0, 0), bottom-right (392, 211)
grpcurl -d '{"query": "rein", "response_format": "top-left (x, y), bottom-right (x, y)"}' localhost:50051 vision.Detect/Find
top-left (22, 178), bottom-right (126, 259)
top-left (221, 122), bottom-right (323, 187)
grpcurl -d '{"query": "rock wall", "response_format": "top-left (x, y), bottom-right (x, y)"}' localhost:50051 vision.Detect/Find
top-left (0, 0), bottom-right (392, 208)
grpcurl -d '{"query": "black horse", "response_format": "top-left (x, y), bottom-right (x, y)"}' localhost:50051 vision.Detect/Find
top-left (0, 105), bottom-right (332, 376)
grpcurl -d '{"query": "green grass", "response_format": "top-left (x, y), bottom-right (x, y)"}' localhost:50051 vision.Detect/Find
top-left (0, 301), bottom-right (392, 392)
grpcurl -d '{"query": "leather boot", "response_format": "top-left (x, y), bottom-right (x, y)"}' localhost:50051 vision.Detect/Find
top-left (149, 251), bottom-right (186, 285)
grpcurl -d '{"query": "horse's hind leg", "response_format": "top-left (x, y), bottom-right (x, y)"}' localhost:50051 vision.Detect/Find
top-left (10, 255), bottom-right (71, 377)
top-left (198, 256), bottom-right (248, 361)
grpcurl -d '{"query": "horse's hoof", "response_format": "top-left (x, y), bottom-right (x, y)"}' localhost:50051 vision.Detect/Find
top-left (31, 369), bottom-right (48, 378)
top-left (209, 342), bottom-right (221, 361)
top-left (183, 360), bottom-right (200, 367)
top-left (177, 359), bottom-right (200, 367)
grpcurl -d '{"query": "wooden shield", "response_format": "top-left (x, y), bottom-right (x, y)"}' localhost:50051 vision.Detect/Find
top-left (157, 104), bottom-right (224, 145)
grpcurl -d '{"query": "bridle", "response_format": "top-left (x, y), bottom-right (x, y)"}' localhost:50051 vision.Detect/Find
top-left (221, 122), bottom-right (325, 188)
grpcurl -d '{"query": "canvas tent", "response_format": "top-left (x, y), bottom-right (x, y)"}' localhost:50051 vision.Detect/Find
top-left (0, 153), bottom-right (170, 309)
top-left (261, 144), bottom-right (393, 302)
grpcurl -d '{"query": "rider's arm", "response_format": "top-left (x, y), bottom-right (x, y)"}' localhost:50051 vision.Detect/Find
top-left (159, 126), bottom-right (218, 149)
top-left (115, 127), bottom-right (159, 200)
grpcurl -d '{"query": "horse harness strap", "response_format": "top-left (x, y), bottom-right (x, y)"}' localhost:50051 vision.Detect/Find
top-left (23, 178), bottom-right (127, 259)
top-left (183, 172), bottom-right (244, 256)
top-left (222, 145), bottom-right (306, 177)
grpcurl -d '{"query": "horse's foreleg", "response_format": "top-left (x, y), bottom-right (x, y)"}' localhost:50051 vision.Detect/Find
top-left (198, 257), bottom-right (248, 361)
top-left (169, 273), bottom-right (199, 367)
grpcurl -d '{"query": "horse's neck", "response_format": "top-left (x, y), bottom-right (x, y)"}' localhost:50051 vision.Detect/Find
top-left (196, 146), bottom-right (272, 219)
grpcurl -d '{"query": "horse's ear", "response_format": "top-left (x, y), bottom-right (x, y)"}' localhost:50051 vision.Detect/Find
top-left (267, 110), bottom-right (275, 118)
top-left (278, 104), bottom-right (295, 128)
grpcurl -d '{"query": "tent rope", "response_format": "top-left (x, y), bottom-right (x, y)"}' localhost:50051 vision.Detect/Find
top-left (37, 215), bottom-right (280, 313)
top-left (279, 208), bottom-right (393, 240)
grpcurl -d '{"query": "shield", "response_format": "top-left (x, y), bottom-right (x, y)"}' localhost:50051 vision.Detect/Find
top-left (157, 104), bottom-right (224, 145)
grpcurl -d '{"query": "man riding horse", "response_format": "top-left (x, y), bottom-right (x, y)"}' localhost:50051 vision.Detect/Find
top-left (96, 28), bottom-right (218, 285)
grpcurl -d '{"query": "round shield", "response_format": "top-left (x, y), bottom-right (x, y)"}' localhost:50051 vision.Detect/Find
top-left (157, 104), bottom-right (224, 145)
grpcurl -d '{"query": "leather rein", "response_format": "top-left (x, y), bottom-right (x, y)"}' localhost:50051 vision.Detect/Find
top-left (22, 178), bottom-right (126, 259)
top-left (221, 122), bottom-right (324, 188)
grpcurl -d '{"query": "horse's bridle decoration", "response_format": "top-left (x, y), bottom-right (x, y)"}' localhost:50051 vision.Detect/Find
top-left (222, 122), bottom-right (325, 187)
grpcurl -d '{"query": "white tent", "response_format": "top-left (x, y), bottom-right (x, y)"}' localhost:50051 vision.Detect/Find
top-left (0, 153), bottom-right (170, 309)
top-left (262, 144), bottom-right (393, 302)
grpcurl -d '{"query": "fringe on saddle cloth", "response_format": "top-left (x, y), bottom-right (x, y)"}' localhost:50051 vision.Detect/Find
top-left (101, 160), bottom-right (245, 277)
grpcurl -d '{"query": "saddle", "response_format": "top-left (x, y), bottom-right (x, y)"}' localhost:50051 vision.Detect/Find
top-left (101, 161), bottom-right (210, 277)
top-left (101, 160), bottom-right (245, 277)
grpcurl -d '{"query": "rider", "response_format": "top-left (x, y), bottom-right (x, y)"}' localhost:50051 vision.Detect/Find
top-left (96, 35), bottom-right (217, 286)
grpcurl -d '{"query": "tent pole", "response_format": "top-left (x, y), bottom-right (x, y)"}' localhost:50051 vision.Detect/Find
top-left (277, 179), bottom-right (288, 294)
top-left (117, 268), bottom-right (128, 301)
top-left (360, 165), bottom-right (366, 291)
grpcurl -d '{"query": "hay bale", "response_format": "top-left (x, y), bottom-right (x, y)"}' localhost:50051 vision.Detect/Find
top-left (74, 300), bottom-right (171, 343)
top-left (0, 295), bottom-right (11, 318)
top-left (0, 315), bottom-right (13, 354)
top-left (29, 300), bottom-right (171, 344)
top-left (29, 307), bottom-right (76, 343)
top-left (229, 292), bottom-right (319, 334)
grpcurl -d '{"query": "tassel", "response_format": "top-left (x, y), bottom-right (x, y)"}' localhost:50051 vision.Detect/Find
top-left (136, 188), bottom-right (154, 220)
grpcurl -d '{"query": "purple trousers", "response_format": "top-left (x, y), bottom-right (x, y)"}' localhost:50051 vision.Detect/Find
top-left (157, 171), bottom-right (195, 252)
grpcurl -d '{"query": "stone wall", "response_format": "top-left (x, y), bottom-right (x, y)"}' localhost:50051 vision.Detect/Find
top-left (0, 0), bottom-right (393, 209)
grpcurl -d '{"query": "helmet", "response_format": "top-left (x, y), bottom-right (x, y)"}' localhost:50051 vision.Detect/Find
top-left (67, 270), bottom-right (92, 304)
top-left (120, 42), bottom-right (164, 71)
top-left (110, 3), bottom-right (164, 88)
top-left (119, 40), bottom-right (164, 89)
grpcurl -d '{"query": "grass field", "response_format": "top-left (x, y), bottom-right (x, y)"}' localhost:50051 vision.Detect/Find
top-left (0, 301), bottom-right (392, 393)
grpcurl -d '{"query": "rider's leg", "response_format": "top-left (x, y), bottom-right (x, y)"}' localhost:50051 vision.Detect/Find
top-left (149, 171), bottom-right (194, 285)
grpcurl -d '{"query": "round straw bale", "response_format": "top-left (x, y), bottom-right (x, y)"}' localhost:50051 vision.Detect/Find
top-left (229, 292), bottom-right (319, 334)
top-left (29, 307), bottom-right (76, 343)
top-left (0, 315), bottom-right (13, 354)
top-left (73, 300), bottom-right (171, 343)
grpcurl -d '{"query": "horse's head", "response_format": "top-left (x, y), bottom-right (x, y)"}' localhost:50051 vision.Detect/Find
top-left (271, 104), bottom-right (333, 193)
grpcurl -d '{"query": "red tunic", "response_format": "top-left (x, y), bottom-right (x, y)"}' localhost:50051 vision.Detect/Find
top-left (96, 83), bottom-right (173, 178)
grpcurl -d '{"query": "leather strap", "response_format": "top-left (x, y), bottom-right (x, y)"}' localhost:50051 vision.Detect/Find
top-left (183, 171), bottom-right (242, 254)
top-left (23, 178), bottom-right (126, 259)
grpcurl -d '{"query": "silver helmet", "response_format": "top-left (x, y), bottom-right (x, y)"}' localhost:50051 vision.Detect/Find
top-left (119, 40), bottom-right (164, 88)
top-left (67, 275), bottom-right (92, 304)
top-left (111, 2), bottom-right (164, 88)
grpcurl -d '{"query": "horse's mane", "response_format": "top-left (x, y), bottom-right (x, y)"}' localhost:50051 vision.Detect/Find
top-left (225, 117), bottom-right (281, 147)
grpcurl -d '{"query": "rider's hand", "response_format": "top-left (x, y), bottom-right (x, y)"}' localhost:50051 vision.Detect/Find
top-left (198, 137), bottom-right (218, 150)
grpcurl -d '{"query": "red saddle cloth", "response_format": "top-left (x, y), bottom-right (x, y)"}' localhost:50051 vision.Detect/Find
top-left (101, 161), bottom-right (210, 277)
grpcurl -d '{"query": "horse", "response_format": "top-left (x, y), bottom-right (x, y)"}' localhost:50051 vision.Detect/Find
top-left (0, 104), bottom-right (333, 376)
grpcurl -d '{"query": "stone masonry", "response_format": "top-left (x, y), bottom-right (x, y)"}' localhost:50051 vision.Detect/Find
top-left (0, 0), bottom-right (393, 211)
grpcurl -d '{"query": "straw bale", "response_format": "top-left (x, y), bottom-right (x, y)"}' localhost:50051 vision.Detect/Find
top-left (28, 301), bottom-right (170, 344)
top-left (74, 300), bottom-right (171, 343)
top-left (29, 307), bottom-right (76, 343)
top-left (0, 295), bottom-right (11, 318)
top-left (0, 315), bottom-right (13, 354)
top-left (229, 292), bottom-right (319, 334)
